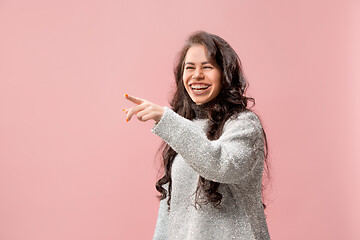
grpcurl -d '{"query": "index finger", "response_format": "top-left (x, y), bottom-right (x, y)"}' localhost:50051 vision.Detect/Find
top-left (124, 94), bottom-right (143, 105)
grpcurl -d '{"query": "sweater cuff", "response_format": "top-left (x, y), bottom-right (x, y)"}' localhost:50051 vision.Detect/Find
top-left (151, 106), bottom-right (174, 136)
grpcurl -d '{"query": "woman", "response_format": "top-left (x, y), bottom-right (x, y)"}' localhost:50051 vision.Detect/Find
top-left (123, 31), bottom-right (271, 240)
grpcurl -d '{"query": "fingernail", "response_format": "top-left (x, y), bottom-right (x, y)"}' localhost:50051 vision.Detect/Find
top-left (124, 94), bottom-right (128, 97)
top-left (126, 118), bottom-right (129, 122)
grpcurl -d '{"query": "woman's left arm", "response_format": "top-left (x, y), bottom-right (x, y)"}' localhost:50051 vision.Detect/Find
top-left (151, 107), bottom-right (264, 184)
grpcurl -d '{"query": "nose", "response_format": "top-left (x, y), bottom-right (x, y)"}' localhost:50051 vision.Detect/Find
top-left (193, 68), bottom-right (204, 80)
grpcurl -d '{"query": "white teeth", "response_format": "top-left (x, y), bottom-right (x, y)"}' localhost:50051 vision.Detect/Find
top-left (191, 85), bottom-right (210, 89)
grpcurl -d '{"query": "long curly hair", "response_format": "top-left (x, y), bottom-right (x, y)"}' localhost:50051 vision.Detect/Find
top-left (155, 31), bottom-right (271, 211)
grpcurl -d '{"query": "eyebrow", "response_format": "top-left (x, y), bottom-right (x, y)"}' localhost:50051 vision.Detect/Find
top-left (184, 61), bottom-right (211, 65)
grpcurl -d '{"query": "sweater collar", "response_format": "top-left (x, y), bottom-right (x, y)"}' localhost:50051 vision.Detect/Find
top-left (191, 100), bottom-right (216, 119)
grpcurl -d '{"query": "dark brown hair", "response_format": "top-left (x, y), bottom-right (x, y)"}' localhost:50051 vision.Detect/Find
top-left (155, 31), bottom-right (271, 211)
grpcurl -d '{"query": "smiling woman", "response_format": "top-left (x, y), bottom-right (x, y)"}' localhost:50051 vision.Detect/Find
top-left (182, 44), bottom-right (222, 105)
top-left (123, 31), bottom-right (271, 240)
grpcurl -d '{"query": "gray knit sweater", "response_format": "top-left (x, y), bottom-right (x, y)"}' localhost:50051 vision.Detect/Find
top-left (151, 106), bottom-right (271, 240)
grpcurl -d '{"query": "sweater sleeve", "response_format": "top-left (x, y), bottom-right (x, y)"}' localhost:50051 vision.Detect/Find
top-left (151, 107), bottom-right (264, 184)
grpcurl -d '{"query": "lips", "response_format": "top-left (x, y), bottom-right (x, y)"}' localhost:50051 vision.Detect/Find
top-left (189, 84), bottom-right (211, 95)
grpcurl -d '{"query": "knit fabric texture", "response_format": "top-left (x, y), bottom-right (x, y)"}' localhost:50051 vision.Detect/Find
top-left (151, 106), bottom-right (271, 240)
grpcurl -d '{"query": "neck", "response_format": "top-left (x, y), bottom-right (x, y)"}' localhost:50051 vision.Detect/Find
top-left (191, 101), bottom-right (215, 119)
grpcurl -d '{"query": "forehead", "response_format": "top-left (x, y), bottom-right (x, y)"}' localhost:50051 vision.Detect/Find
top-left (184, 44), bottom-right (210, 62)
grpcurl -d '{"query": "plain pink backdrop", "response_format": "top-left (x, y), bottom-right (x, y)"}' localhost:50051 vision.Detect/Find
top-left (1, 0), bottom-right (359, 239)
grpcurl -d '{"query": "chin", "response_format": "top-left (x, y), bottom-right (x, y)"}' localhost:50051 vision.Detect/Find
top-left (190, 98), bottom-right (203, 105)
top-left (193, 100), bottom-right (209, 105)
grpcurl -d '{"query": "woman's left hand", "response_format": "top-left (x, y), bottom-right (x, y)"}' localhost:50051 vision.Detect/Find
top-left (123, 94), bottom-right (165, 123)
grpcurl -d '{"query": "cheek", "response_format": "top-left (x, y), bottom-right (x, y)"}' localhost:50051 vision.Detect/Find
top-left (182, 73), bottom-right (189, 85)
top-left (215, 74), bottom-right (222, 93)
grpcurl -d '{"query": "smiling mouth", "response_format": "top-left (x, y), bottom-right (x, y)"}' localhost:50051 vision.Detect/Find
top-left (190, 84), bottom-right (211, 94)
top-left (190, 84), bottom-right (210, 90)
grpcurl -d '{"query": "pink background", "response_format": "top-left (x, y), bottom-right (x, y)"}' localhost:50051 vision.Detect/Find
top-left (0, 0), bottom-right (359, 239)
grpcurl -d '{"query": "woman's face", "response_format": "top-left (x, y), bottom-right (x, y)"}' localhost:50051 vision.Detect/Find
top-left (182, 44), bottom-right (222, 105)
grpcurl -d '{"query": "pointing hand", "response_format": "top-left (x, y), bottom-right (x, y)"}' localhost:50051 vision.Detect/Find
top-left (123, 94), bottom-right (165, 123)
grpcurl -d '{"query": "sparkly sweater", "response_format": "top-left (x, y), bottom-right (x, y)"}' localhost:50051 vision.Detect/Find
top-left (151, 105), bottom-right (271, 240)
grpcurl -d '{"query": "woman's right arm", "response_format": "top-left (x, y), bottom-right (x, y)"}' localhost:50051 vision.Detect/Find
top-left (151, 107), bottom-right (264, 184)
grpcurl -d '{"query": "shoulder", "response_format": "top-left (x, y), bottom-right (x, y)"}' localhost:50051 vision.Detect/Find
top-left (224, 109), bottom-right (263, 132)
